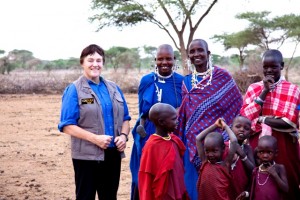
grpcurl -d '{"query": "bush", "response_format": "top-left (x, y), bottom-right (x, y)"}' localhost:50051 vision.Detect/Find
top-left (233, 71), bottom-right (262, 94)
top-left (232, 51), bottom-right (264, 94)
top-left (0, 69), bottom-right (144, 94)
top-left (0, 69), bottom-right (81, 94)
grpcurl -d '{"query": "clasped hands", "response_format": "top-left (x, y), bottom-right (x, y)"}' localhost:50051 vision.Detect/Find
top-left (93, 134), bottom-right (127, 152)
top-left (214, 118), bottom-right (227, 129)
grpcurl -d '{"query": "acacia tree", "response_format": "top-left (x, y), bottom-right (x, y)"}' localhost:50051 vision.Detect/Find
top-left (89, 0), bottom-right (219, 75)
top-left (273, 14), bottom-right (300, 80)
top-left (105, 46), bottom-right (129, 71)
top-left (212, 29), bottom-right (260, 69)
top-left (235, 11), bottom-right (280, 51)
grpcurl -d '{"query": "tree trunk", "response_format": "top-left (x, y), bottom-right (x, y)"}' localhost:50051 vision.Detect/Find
top-left (284, 65), bottom-right (289, 81)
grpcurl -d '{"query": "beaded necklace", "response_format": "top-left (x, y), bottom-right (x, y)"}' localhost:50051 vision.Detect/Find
top-left (191, 61), bottom-right (214, 90)
top-left (153, 133), bottom-right (171, 140)
top-left (257, 161), bottom-right (275, 185)
top-left (157, 72), bottom-right (173, 83)
top-left (154, 71), bottom-right (179, 107)
top-left (270, 76), bottom-right (283, 91)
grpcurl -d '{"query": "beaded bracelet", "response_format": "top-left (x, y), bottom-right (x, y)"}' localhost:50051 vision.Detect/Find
top-left (245, 191), bottom-right (249, 198)
top-left (258, 116), bottom-right (266, 124)
top-left (254, 99), bottom-right (263, 106)
top-left (241, 155), bottom-right (248, 162)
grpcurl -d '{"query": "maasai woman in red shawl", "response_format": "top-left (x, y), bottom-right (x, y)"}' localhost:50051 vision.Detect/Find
top-left (196, 118), bottom-right (239, 200)
top-left (175, 39), bottom-right (242, 199)
top-left (139, 103), bottom-right (189, 200)
top-left (240, 49), bottom-right (300, 199)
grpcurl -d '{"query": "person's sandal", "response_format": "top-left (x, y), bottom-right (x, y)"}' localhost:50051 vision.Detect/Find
top-left (136, 125), bottom-right (147, 138)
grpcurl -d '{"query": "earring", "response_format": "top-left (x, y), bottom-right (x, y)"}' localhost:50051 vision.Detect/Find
top-left (154, 66), bottom-right (158, 74)
top-left (173, 60), bottom-right (179, 71)
top-left (186, 58), bottom-right (194, 72)
top-left (208, 54), bottom-right (213, 69)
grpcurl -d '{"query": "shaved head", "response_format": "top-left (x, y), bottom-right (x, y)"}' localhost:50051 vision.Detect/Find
top-left (149, 103), bottom-right (176, 125)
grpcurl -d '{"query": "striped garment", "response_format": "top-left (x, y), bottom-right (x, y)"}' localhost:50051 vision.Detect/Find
top-left (240, 79), bottom-right (300, 133)
top-left (176, 66), bottom-right (242, 169)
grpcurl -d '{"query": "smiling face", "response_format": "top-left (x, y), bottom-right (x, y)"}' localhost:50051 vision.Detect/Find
top-left (262, 50), bottom-right (284, 82)
top-left (188, 39), bottom-right (210, 71)
top-left (232, 116), bottom-right (251, 144)
top-left (81, 52), bottom-right (103, 83)
top-left (155, 45), bottom-right (175, 76)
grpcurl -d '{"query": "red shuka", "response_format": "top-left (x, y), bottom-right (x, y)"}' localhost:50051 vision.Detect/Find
top-left (138, 134), bottom-right (189, 200)
top-left (197, 161), bottom-right (233, 200)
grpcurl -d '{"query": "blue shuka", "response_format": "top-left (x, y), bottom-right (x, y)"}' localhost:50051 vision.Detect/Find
top-left (129, 71), bottom-right (183, 199)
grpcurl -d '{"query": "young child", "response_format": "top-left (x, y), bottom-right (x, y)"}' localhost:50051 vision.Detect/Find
top-left (138, 103), bottom-right (189, 200)
top-left (196, 118), bottom-right (238, 200)
top-left (229, 116), bottom-right (255, 198)
top-left (237, 135), bottom-right (288, 200)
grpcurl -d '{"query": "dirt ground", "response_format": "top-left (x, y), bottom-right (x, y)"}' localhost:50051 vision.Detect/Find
top-left (0, 94), bottom-right (139, 200)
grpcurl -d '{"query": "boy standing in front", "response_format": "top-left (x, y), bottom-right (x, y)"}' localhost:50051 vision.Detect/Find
top-left (138, 103), bottom-right (189, 200)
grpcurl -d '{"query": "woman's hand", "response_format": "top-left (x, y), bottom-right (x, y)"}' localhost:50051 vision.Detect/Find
top-left (92, 135), bottom-right (113, 149)
top-left (114, 135), bottom-right (127, 152)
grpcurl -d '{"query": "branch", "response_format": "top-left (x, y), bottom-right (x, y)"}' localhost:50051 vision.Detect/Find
top-left (148, 17), bottom-right (180, 50)
top-left (188, 0), bottom-right (218, 45)
top-left (287, 40), bottom-right (299, 67)
top-left (157, 0), bottom-right (180, 33)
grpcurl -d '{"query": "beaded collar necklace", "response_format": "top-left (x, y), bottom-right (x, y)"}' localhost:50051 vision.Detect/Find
top-left (154, 71), bottom-right (179, 108)
top-left (191, 62), bottom-right (214, 90)
top-left (153, 133), bottom-right (171, 140)
top-left (270, 76), bottom-right (283, 91)
top-left (157, 71), bottom-right (173, 83)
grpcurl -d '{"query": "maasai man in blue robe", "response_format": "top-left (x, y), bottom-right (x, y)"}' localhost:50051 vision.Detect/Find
top-left (130, 44), bottom-right (183, 200)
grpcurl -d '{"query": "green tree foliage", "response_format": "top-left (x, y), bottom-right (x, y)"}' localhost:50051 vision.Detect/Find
top-left (212, 29), bottom-right (260, 69)
top-left (273, 14), bottom-right (300, 80)
top-left (236, 11), bottom-right (278, 50)
top-left (105, 46), bottom-right (130, 71)
top-left (0, 49), bottom-right (35, 74)
top-left (89, 0), bottom-right (219, 74)
top-left (117, 48), bottom-right (141, 74)
top-left (8, 49), bottom-right (34, 69)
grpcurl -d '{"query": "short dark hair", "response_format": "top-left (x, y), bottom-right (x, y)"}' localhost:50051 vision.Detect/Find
top-left (189, 39), bottom-right (209, 51)
top-left (233, 115), bottom-right (251, 127)
top-left (80, 44), bottom-right (105, 64)
top-left (259, 135), bottom-right (278, 150)
top-left (205, 132), bottom-right (224, 148)
top-left (262, 49), bottom-right (283, 63)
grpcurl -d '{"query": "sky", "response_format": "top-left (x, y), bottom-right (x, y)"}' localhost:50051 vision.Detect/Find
top-left (0, 0), bottom-right (299, 60)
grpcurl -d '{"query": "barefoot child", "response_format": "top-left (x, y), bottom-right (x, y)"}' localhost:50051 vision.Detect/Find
top-left (229, 116), bottom-right (255, 198)
top-left (196, 118), bottom-right (238, 200)
top-left (138, 103), bottom-right (189, 200)
top-left (238, 135), bottom-right (288, 200)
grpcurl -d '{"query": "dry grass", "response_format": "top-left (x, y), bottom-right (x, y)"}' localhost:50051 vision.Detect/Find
top-left (0, 67), bottom-right (299, 95)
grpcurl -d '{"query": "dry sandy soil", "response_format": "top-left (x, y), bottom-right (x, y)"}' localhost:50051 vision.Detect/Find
top-left (0, 94), bottom-right (139, 200)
